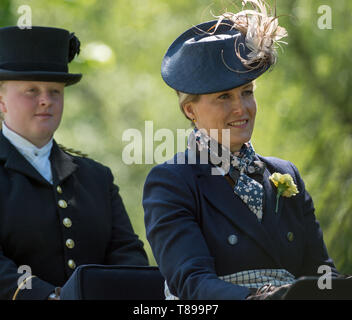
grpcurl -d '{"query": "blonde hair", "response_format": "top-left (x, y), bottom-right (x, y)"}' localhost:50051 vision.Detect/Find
top-left (175, 90), bottom-right (201, 126)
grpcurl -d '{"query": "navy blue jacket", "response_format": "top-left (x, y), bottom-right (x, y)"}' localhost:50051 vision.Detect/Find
top-left (143, 150), bottom-right (338, 300)
top-left (0, 132), bottom-right (148, 300)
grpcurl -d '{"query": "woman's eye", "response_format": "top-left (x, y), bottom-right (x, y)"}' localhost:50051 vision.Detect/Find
top-left (218, 93), bottom-right (230, 100)
top-left (242, 90), bottom-right (253, 96)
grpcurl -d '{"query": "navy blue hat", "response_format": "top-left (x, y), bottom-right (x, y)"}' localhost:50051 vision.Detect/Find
top-left (0, 26), bottom-right (82, 86)
top-left (161, 20), bottom-right (271, 94)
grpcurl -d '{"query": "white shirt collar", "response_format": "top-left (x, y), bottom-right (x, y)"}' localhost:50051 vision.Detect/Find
top-left (2, 121), bottom-right (53, 159)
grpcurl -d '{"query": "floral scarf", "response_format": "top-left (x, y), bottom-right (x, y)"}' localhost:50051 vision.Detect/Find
top-left (188, 127), bottom-right (265, 221)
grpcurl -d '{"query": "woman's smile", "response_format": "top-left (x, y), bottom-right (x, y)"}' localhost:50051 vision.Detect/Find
top-left (227, 119), bottom-right (249, 129)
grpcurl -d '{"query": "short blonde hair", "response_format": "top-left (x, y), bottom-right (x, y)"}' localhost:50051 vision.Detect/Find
top-left (175, 90), bottom-right (200, 125)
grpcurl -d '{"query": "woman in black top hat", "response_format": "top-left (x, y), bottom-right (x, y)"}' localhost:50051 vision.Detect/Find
top-left (143, 0), bottom-right (339, 300)
top-left (0, 26), bottom-right (148, 300)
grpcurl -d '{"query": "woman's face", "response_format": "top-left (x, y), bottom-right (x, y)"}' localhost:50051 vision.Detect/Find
top-left (184, 82), bottom-right (257, 152)
top-left (0, 81), bottom-right (65, 148)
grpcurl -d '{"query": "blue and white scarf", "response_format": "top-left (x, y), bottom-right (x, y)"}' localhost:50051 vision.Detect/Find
top-left (188, 127), bottom-right (265, 221)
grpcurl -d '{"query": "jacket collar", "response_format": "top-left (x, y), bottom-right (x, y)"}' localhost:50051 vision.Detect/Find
top-left (185, 149), bottom-right (283, 267)
top-left (0, 131), bottom-right (77, 185)
top-left (50, 140), bottom-right (78, 184)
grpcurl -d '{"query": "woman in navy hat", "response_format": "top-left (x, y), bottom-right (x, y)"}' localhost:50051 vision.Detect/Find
top-left (143, 0), bottom-right (339, 300)
top-left (0, 26), bottom-right (148, 300)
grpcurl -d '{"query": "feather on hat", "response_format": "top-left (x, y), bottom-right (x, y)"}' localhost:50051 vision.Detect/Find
top-left (211, 0), bottom-right (288, 71)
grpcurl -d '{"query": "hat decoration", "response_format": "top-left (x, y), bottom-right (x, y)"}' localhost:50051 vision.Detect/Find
top-left (208, 0), bottom-right (288, 72)
top-left (68, 32), bottom-right (81, 62)
top-left (161, 0), bottom-right (288, 94)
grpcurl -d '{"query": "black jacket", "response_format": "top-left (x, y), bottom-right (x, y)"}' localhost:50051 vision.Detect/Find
top-left (0, 132), bottom-right (148, 300)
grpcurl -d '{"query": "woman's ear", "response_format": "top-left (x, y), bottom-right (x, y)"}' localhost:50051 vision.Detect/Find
top-left (183, 102), bottom-right (196, 122)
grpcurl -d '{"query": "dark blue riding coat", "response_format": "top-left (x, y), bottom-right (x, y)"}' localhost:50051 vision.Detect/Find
top-left (143, 150), bottom-right (338, 300)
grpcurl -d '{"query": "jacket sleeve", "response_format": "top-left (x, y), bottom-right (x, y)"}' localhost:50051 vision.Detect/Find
top-left (289, 162), bottom-right (339, 277)
top-left (0, 245), bottom-right (55, 300)
top-left (104, 167), bottom-right (149, 266)
top-left (143, 164), bottom-right (251, 300)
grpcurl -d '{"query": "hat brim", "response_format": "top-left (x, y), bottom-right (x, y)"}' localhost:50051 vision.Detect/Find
top-left (161, 20), bottom-right (270, 94)
top-left (0, 69), bottom-right (82, 86)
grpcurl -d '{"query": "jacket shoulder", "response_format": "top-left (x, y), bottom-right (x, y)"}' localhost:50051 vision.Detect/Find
top-left (60, 147), bottom-right (113, 178)
top-left (57, 144), bottom-right (89, 158)
top-left (257, 154), bottom-right (301, 179)
top-left (146, 151), bottom-right (198, 180)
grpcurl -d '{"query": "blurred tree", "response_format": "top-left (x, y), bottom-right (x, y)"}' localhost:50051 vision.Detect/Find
top-left (299, 0), bottom-right (352, 273)
top-left (257, 0), bottom-right (352, 273)
top-left (0, 0), bottom-right (14, 25)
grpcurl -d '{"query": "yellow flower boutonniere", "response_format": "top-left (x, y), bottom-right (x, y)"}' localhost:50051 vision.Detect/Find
top-left (269, 172), bottom-right (299, 213)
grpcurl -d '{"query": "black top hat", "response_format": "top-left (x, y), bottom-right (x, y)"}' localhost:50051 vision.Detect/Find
top-left (0, 26), bottom-right (82, 86)
top-left (161, 20), bottom-right (271, 95)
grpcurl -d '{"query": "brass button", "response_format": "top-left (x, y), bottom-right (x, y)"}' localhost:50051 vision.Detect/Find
top-left (56, 186), bottom-right (63, 194)
top-left (58, 200), bottom-right (67, 209)
top-left (63, 218), bottom-right (72, 228)
top-left (287, 232), bottom-right (294, 242)
top-left (228, 234), bottom-right (238, 245)
top-left (68, 259), bottom-right (76, 269)
top-left (66, 239), bottom-right (75, 249)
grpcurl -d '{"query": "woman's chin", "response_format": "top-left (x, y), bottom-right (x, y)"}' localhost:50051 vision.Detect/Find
top-left (229, 137), bottom-right (252, 152)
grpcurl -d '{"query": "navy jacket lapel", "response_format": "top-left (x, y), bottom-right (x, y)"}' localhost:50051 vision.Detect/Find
top-left (194, 161), bottom-right (282, 267)
top-left (0, 131), bottom-right (50, 185)
top-left (50, 141), bottom-right (78, 184)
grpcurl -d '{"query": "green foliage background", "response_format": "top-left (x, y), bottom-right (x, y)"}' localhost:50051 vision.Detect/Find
top-left (1, 0), bottom-right (351, 272)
